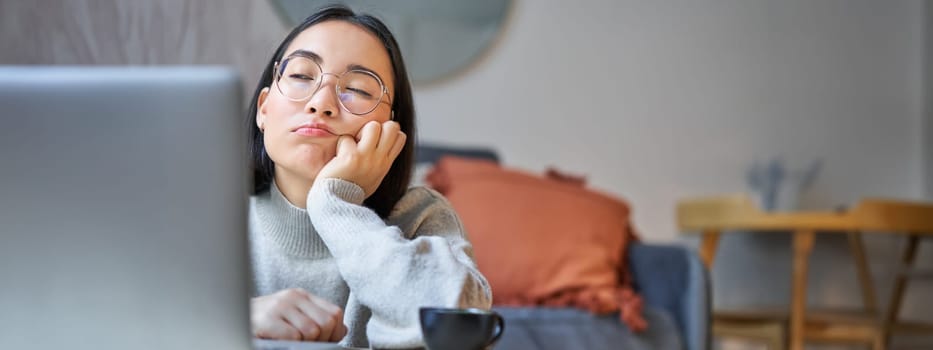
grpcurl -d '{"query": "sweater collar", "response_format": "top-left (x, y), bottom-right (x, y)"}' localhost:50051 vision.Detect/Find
top-left (252, 180), bottom-right (331, 258)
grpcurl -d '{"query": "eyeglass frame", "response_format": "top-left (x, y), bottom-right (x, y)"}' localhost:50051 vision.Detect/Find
top-left (272, 52), bottom-right (393, 117)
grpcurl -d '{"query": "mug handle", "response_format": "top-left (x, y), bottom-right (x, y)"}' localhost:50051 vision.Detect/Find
top-left (485, 312), bottom-right (505, 347)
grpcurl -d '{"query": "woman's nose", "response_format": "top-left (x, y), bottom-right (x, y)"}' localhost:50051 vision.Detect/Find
top-left (305, 74), bottom-right (340, 117)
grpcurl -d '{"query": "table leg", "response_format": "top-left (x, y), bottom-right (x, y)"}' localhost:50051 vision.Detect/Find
top-left (883, 235), bottom-right (920, 344)
top-left (873, 335), bottom-right (885, 350)
top-left (700, 229), bottom-right (722, 269)
top-left (790, 230), bottom-right (815, 350)
top-left (847, 231), bottom-right (878, 314)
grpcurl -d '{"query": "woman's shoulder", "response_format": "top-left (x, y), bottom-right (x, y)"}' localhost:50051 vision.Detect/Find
top-left (387, 186), bottom-right (461, 235)
top-left (391, 186), bottom-right (450, 215)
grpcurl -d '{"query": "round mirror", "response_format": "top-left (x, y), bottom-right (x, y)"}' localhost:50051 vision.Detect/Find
top-left (270, 0), bottom-right (511, 84)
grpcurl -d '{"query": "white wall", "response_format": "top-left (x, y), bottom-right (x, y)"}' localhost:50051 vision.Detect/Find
top-left (414, 0), bottom-right (932, 325)
top-left (415, 0), bottom-right (926, 241)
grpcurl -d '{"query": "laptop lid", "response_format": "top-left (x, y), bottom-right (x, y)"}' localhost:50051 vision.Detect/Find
top-left (0, 66), bottom-right (251, 350)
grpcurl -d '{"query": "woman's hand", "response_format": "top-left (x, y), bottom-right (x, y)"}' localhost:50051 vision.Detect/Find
top-left (251, 288), bottom-right (347, 342)
top-left (316, 120), bottom-right (406, 198)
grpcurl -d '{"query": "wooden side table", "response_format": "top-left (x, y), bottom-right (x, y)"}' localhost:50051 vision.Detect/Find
top-left (676, 195), bottom-right (933, 350)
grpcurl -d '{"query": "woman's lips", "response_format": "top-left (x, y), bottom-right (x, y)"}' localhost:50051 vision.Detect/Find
top-left (294, 127), bottom-right (336, 137)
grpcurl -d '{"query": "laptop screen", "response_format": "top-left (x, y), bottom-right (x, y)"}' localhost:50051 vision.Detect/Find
top-left (0, 66), bottom-right (253, 350)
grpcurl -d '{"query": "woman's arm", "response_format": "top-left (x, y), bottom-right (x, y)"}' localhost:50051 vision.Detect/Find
top-left (307, 178), bottom-right (492, 347)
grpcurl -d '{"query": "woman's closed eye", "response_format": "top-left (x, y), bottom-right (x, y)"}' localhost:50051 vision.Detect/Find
top-left (345, 87), bottom-right (373, 99)
top-left (289, 73), bottom-right (316, 81)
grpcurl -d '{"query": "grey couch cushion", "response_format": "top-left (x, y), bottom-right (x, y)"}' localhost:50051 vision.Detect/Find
top-left (411, 143), bottom-right (500, 188)
top-left (629, 244), bottom-right (709, 350)
top-left (414, 143), bottom-right (499, 165)
top-left (493, 306), bottom-right (684, 350)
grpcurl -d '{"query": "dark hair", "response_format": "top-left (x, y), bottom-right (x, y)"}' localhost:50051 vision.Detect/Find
top-left (247, 4), bottom-right (415, 218)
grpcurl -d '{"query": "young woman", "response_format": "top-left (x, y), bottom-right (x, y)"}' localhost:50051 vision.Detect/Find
top-left (245, 5), bottom-right (491, 349)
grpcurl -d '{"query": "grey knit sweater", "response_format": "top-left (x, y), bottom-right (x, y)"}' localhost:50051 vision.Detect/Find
top-left (248, 178), bottom-right (492, 349)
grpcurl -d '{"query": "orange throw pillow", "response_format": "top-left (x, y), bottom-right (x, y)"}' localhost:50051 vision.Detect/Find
top-left (426, 156), bottom-right (647, 331)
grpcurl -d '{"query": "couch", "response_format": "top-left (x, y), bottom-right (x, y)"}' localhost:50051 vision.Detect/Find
top-left (415, 143), bottom-right (710, 350)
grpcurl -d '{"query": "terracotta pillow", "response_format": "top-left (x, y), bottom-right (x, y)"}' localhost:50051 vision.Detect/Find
top-left (427, 156), bottom-right (647, 331)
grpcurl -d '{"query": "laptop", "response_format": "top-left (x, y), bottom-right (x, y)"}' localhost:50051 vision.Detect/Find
top-left (0, 66), bottom-right (261, 350)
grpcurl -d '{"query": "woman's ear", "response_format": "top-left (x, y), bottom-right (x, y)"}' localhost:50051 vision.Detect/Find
top-left (256, 87), bottom-right (270, 131)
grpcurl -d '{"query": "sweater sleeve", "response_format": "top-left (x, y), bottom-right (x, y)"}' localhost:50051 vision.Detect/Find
top-left (306, 178), bottom-right (492, 349)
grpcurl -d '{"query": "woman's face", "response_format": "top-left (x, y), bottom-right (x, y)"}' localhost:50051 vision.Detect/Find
top-left (256, 20), bottom-right (395, 182)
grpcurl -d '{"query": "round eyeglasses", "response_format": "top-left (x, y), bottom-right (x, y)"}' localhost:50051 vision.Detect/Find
top-left (274, 54), bottom-right (392, 116)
